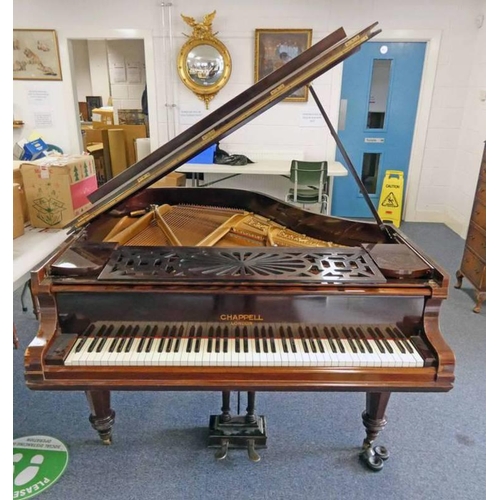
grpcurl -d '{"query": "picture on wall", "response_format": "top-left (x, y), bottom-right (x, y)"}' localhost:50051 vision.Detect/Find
top-left (13, 29), bottom-right (62, 81)
top-left (254, 28), bottom-right (312, 102)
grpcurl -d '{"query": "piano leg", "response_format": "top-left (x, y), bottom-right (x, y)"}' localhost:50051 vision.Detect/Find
top-left (85, 390), bottom-right (116, 445)
top-left (359, 392), bottom-right (391, 472)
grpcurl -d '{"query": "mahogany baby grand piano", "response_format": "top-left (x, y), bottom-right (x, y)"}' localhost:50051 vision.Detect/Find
top-left (25, 23), bottom-right (455, 471)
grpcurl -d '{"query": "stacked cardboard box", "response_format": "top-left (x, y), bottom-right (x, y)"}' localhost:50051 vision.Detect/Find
top-left (13, 183), bottom-right (25, 239)
top-left (150, 172), bottom-right (186, 188)
top-left (20, 155), bottom-right (98, 229)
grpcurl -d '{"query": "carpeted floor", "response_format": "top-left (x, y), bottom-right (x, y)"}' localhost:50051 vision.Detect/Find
top-left (12, 222), bottom-right (486, 500)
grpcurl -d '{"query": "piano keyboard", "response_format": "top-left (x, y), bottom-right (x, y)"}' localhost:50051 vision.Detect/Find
top-left (62, 322), bottom-right (425, 368)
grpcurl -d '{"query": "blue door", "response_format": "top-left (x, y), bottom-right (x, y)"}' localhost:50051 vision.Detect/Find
top-left (331, 42), bottom-right (426, 218)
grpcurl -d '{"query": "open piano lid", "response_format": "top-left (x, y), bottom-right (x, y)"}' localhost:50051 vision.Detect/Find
top-left (68, 22), bottom-right (381, 231)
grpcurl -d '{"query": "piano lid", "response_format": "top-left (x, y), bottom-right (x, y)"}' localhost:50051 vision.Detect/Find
top-left (68, 22), bottom-right (381, 231)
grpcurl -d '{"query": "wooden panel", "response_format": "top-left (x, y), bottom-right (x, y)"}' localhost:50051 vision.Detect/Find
top-left (460, 248), bottom-right (485, 290)
top-left (476, 176), bottom-right (486, 205)
top-left (107, 129), bottom-right (128, 177)
top-left (470, 199), bottom-right (486, 229)
top-left (466, 223), bottom-right (486, 262)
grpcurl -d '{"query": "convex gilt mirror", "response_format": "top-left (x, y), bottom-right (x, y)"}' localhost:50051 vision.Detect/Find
top-left (177, 11), bottom-right (232, 109)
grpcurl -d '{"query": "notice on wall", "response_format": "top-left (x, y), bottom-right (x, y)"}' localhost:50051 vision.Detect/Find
top-left (127, 62), bottom-right (142, 83)
top-left (27, 89), bottom-right (51, 107)
top-left (34, 112), bottom-right (53, 128)
top-left (300, 109), bottom-right (324, 127)
top-left (179, 109), bottom-right (204, 125)
top-left (111, 62), bottom-right (126, 83)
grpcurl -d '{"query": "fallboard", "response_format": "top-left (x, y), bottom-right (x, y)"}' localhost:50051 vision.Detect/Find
top-left (56, 292), bottom-right (424, 332)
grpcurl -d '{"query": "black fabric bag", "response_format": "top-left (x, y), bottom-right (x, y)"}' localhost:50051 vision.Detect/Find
top-left (213, 143), bottom-right (254, 166)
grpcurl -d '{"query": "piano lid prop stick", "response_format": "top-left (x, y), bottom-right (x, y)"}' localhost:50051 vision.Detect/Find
top-left (308, 85), bottom-right (394, 241)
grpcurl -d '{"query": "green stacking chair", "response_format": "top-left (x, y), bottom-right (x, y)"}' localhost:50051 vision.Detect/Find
top-left (285, 160), bottom-right (329, 214)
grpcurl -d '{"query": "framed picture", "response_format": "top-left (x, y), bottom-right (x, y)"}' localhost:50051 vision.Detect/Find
top-left (86, 96), bottom-right (103, 118)
top-left (254, 28), bottom-right (312, 102)
top-left (13, 29), bottom-right (62, 81)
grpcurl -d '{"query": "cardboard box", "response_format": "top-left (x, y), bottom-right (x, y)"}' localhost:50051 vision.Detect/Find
top-left (13, 183), bottom-right (25, 239)
top-left (23, 138), bottom-right (48, 161)
top-left (20, 155), bottom-right (98, 228)
top-left (13, 162), bottom-right (29, 222)
top-left (150, 172), bottom-right (186, 188)
top-left (13, 139), bottom-right (27, 161)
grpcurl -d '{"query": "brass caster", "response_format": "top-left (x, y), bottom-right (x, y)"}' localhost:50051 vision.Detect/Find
top-left (359, 444), bottom-right (389, 472)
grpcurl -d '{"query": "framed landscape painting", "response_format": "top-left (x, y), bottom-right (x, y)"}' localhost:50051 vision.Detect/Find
top-left (13, 29), bottom-right (62, 81)
top-left (254, 28), bottom-right (312, 102)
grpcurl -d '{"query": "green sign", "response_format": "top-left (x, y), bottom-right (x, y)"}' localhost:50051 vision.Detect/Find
top-left (13, 436), bottom-right (69, 499)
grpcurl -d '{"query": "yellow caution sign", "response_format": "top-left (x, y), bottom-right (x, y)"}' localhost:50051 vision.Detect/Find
top-left (377, 170), bottom-right (404, 227)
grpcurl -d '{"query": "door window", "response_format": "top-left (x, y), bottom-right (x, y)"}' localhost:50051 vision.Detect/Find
top-left (366, 59), bottom-right (391, 129)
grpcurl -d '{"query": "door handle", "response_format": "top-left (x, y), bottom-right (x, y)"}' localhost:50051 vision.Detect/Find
top-left (338, 99), bottom-right (348, 130)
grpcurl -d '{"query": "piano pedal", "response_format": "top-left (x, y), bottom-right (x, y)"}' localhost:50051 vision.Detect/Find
top-left (359, 444), bottom-right (389, 472)
top-left (246, 439), bottom-right (260, 462)
top-left (208, 414), bottom-right (267, 462)
top-left (214, 439), bottom-right (229, 461)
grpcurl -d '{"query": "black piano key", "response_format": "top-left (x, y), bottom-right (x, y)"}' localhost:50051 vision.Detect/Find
top-left (125, 325), bottom-right (140, 353)
top-left (349, 327), bottom-right (365, 353)
top-left (313, 327), bottom-right (325, 353)
top-left (207, 326), bottom-right (214, 353)
top-left (146, 325), bottom-right (158, 353)
top-left (329, 327), bottom-right (345, 353)
top-left (117, 325), bottom-right (133, 353)
top-left (88, 324), bottom-right (107, 353)
top-left (173, 325), bottom-right (184, 353)
top-left (235, 327), bottom-right (241, 354)
top-left (305, 327), bottom-right (317, 353)
top-left (137, 325), bottom-right (151, 353)
top-left (166, 325), bottom-right (178, 353)
top-left (158, 325), bottom-right (170, 352)
top-left (268, 327), bottom-right (277, 354)
top-left (279, 326), bottom-right (289, 353)
top-left (385, 327), bottom-right (406, 353)
top-left (96, 324), bottom-right (114, 353)
top-left (194, 325), bottom-right (202, 353)
top-left (214, 326), bottom-right (221, 354)
top-left (109, 325), bottom-right (125, 353)
top-left (261, 327), bottom-right (268, 353)
top-left (342, 327), bottom-right (357, 353)
top-left (298, 327), bottom-right (309, 353)
top-left (243, 327), bottom-right (249, 353)
top-left (357, 327), bottom-right (373, 353)
top-left (254, 327), bottom-right (261, 353)
top-left (75, 324), bottom-right (95, 353)
top-left (375, 327), bottom-right (393, 353)
top-left (367, 327), bottom-right (385, 353)
top-left (223, 326), bottom-right (229, 354)
top-left (287, 326), bottom-right (297, 353)
top-left (393, 327), bottom-right (414, 353)
top-left (323, 327), bottom-right (337, 353)
top-left (186, 326), bottom-right (195, 353)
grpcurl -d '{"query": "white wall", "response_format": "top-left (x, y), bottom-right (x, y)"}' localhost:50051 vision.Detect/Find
top-left (12, 0), bottom-right (486, 237)
top-left (71, 40), bottom-right (92, 102)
